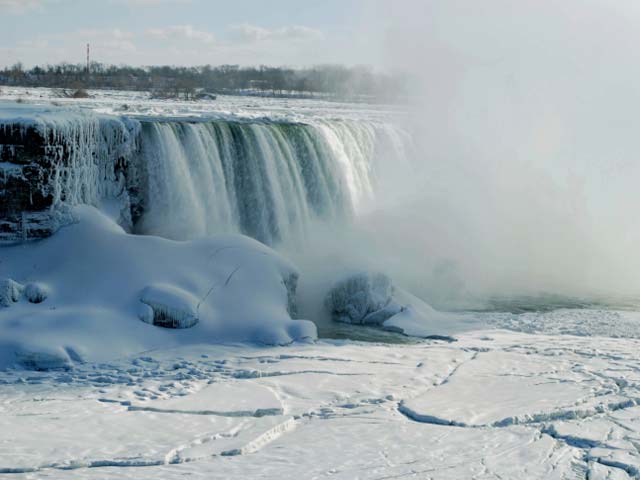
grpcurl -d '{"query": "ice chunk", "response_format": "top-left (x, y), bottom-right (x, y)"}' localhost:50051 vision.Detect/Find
top-left (324, 272), bottom-right (463, 338)
top-left (137, 302), bottom-right (154, 325)
top-left (0, 279), bottom-right (24, 307)
top-left (139, 284), bottom-right (199, 329)
top-left (24, 283), bottom-right (49, 304)
top-left (324, 272), bottom-right (396, 324)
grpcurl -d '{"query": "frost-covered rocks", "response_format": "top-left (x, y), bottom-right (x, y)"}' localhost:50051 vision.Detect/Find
top-left (24, 282), bottom-right (49, 304)
top-left (0, 206), bottom-right (317, 369)
top-left (0, 101), bottom-right (139, 242)
top-left (325, 272), bottom-right (464, 338)
top-left (283, 272), bottom-right (299, 318)
top-left (0, 278), bottom-right (24, 307)
top-left (139, 284), bottom-right (199, 328)
top-left (0, 280), bottom-right (50, 309)
top-left (324, 272), bottom-right (399, 325)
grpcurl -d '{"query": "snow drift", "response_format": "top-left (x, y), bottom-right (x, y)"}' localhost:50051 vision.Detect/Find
top-left (0, 206), bottom-right (316, 369)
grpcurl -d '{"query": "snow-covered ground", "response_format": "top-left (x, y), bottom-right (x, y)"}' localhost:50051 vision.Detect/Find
top-left (0, 86), bottom-right (405, 123)
top-left (3, 330), bottom-right (640, 479)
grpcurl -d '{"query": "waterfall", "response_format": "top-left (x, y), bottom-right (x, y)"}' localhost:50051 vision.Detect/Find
top-left (133, 119), bottom-right (407, 245)
top-left (0, 106), bottom-right (410, 245)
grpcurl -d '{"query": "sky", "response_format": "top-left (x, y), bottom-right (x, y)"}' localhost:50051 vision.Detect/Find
top-left (0, 0), bottom-right (380, 67)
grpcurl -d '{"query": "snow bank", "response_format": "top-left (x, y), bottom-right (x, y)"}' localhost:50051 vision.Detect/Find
top-left (0, 206), bottom-right (316, 369)
top-left (324, 272), bottom-right (464, 338)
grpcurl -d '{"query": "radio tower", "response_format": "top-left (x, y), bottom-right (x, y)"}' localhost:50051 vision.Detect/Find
top-left (86, 43), bottom-right (90, 74)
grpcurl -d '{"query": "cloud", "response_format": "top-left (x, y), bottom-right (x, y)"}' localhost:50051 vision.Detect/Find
top-left (109, 0), bottom-right (192, 5)
top-left (229, 24), bottom-right (324, 43)
top-left (0, 0), bottom-right (43, 14)
top-left (146, 25), bottom-right (215, 44)
top-left (52, 28), bottom-right (137, 53)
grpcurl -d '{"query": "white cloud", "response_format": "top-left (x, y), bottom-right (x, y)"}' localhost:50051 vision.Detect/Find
top-left (146, 25), bottom-right (215, 44)
top-left (111, 0), bottom-right (191, 5)
top-left (5, 28), bottom-right (139, 66)
top-left (229, 24), bottom-right (324, 43)
top-left (0, 0), bottom-right (43, 14)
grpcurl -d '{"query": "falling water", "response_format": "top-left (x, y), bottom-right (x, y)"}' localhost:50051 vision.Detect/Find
top-left (133, 119), bottom-right (409, 245)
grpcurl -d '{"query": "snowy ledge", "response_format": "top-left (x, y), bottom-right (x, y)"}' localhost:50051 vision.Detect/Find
top-left (0, 206), bottom-right (316, 370)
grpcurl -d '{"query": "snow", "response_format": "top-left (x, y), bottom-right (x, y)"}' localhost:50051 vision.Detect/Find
top-left (1, 331), bottom-right (640, 478)
top-left (23, 283), bottom-right (48, 304)
top-left (0, 87), bottom-right (406, 125)
top-left (0, 205), bottom-right (316, 369)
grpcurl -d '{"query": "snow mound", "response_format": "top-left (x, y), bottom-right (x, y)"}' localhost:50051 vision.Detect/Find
top-left (0, 206), bottom-right (317, 369)
top-left (325, 272), bottom-right (462, 338)
top-left (139, 284), bottom-right (199, 328)
top-left (24, 283), bottom-right (49, 304)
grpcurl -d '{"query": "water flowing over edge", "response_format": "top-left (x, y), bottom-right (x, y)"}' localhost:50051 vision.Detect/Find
top-left (0, 110), bottom-right (412, 246)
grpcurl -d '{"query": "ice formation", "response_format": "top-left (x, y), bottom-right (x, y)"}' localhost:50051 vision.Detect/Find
top-left (0, 278), bottom-right (23, 307)
top-left (325, 272), bottom-right (463, 338)
top-left (0, 101), bottom-right (139, 240)
top-left (139, 284), bottom-right (199, 329)
top-left (324, 272), bottom-right (398, 325)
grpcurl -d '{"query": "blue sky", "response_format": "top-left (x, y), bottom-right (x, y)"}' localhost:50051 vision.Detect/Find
top-left (0, 0), bottom-right (381, 67)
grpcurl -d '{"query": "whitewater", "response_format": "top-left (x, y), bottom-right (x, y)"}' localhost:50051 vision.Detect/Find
top-left (2, 88), bottom-right (640, 479)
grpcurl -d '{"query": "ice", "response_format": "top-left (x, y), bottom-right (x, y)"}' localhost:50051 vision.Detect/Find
top-left (139, 284), bottom-right (199, 329)
top-left (324, 272), bottom-right (466, 338)
top-left (324, 272), bottom-right (397, 325)
top-left (399, 349), bottom-right (595, 427)
top-left (0, 278), bottom-right (23, 307)
top-left (2, 331), bottom-right (640, 478)
top-left (126, 381), bottom-right (283, 417)
top-left (0, 100), bottom-right (139, 227)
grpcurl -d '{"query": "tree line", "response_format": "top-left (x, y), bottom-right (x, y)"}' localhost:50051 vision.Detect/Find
top-left (0, 62), bottom-right (409, 102)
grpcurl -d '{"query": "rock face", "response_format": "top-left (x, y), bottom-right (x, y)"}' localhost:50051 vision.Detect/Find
top-left (0, 125), bottom-right (60, 241)
top-left (0, 105), bottom-right (138, 242)
top-left (283, 272), bottom-right (299, 319)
